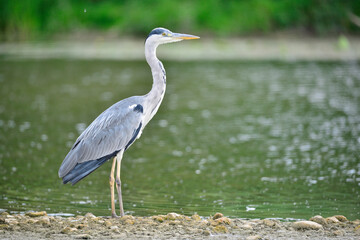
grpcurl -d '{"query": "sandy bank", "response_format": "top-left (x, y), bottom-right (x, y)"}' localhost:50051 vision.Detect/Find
top-left (1, 36), bottom-right (360, 61)
top-left (1, 211), bottom-right (359, 239)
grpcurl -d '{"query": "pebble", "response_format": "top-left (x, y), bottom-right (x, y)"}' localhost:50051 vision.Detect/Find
top-left (292, 221), bottom-right (323, 230)
top-left (203, 230), bottom-right (211, 236)
top-left (333, 215), bottom-right (348, 222)
top-left (37, 216), bottom-right (51, 227)
top-left (246, 235), bottom-right (262, 240)
top-left (213, 225), bottom-right (228, 233)
top-left (199, 220), bottom-right (209, 229)
top-left (166, 212), bottom-right (180, 220)
top-left (326, 216), bottom-right (340, 224)
top-left (26, 211), bottom-right (47, 217)
top-left (5, 216), bottom-right (17, 225)
top-left (169, 220), bottom-right (181, 225)
top-left (241, 224), bottom-right (253, 231)
top-left (121, 215), bottom-right (135, 220)
top-left (352, 219), bottom-right (360, 224)
top-left (263, 219), bottom-right (277, 227)
top-left (191, 214), bottom-right (201, 221)
top-left (138, 226), bottom-right (147, 231)
top-left (61, 227), bottom-right (78, 234)
top-left (309, 215), bottom-right (327, 225)
top-left (74, 234), bottom-right (92, 239)
top-left (183, 216), bottom-right (192, 221)
top-left (76, 224), bottom-right (86, 229)
top-left (0, 224), bottom-right (10, 230)
top-left (84, 213), bottom-right (96, 218)
top-left (332, 229), bottom-right (345, 236)
top-left (124, 219), bottom-right (135, 225)
top-left (26, 219), bottom-right (37, 224)
top-left (214, 217), bottom-right (231, 225)
top-left (152, 216), bottom-right (164, 222)
top-left (104, 220), bottom-right (112, 227)
top-left (114, 232), bottom-right (127, 237)
top-left (213, 212), bottom-right (224, 220)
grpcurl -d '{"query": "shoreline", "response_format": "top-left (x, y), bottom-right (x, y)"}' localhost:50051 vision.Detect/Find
top-left (1, 211), bottom-right (359, 239)
top-left (1, 36), bottom-right (360, 61)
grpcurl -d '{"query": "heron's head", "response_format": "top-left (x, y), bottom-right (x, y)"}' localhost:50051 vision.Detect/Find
top-left (146, 27), bottom-right (199, 46)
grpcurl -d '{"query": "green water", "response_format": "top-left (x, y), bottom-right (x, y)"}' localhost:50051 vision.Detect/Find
top-left (0, 59), bottom-right (359, 220)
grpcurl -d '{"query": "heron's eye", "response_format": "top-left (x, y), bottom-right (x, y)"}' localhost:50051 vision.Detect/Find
top-left (162, 33), bottom-right (166, 36)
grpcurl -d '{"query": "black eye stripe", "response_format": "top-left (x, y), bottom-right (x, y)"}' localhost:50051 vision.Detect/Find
top-left (146, 27), bottom-right (170, 40)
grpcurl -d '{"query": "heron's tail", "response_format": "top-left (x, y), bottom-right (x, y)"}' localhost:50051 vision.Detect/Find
top-left (62, 150), bottom-right (119, 185)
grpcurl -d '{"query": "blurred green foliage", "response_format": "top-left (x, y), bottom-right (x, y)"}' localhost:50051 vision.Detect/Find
top-left (0, 0), bottom-right (360, 40)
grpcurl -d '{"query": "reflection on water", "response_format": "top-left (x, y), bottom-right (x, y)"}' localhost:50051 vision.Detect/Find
top-left (0, 59), bottom-right (359, 220)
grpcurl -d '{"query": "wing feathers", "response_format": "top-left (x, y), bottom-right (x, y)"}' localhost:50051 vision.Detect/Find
top-left (62, 150), bottom-right (120, 185)
top-left (58, 99), bottom-right (144, 179)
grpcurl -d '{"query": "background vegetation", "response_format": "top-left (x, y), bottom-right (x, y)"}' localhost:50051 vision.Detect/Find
top-left (1, 0), bottom-right (360, 41)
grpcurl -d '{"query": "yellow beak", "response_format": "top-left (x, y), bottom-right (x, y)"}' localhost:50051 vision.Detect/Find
top-left (173, 33), bottom-right (200, 40)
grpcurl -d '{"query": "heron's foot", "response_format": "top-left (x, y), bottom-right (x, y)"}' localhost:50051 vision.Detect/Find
top-left (111, 213), bottom-right (119, 218)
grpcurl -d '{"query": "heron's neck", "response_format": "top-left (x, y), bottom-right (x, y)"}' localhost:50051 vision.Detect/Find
top-left (144, 41), bottom-right (166, 123)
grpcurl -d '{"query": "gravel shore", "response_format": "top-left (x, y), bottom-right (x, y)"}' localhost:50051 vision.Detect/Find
top-left (1, 211), bottom-right (359, 239)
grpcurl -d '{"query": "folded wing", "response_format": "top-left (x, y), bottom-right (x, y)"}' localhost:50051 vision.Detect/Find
top-left (58, 99), bottom-right (144, 184)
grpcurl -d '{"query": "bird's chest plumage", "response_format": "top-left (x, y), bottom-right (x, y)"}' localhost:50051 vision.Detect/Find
top-left (143, 86), bottom-right (166, 127)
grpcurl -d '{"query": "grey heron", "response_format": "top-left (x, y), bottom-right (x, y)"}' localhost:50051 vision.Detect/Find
top-left (58, 27), bottom-right (199, 217)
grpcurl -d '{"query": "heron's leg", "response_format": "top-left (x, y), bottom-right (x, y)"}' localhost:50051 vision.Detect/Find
top-left (115, 150), bottom-right (125, 217)
top-left (110, 156), bottom-right (117, 218)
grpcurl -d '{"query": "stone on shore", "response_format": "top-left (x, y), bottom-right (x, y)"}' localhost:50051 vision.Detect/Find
top-left (165, 212), bottom-right (180, 220)
top-left (120, 215), bottom-right (135, 225)
top-left (213, 212), bottom-right (224, 220)
top-left (292, 221), bottom-right (323, 230)
top-left (84, 213), bottom-right (96, 218)
top-left (334, 215), bottom-right (348, 222)
top-left (191, 214), bottom-right (201, 221)
top-left (152, 215), bottom-right (164, 222)
top-left (213, 225), bottom-right (228, 233)
top-left (74, 233), bottom-right (92, 239)
top-left (25, 211), bottom-right (47, 217)
top-left (246, 235), bottom-right (262, 240)
top-left (332, 229), bottom-right (345, 236)
top-left (310, 215), bottom-right (327, 225)
top-left (241, 224), bottom-right (253, 231)
top-left (61, 226), bottom-right (78, 234)
top-left (37, 216), bottom-right (51, 227)
top-left (326, 216), bottom-right (340, 224)
top-left (213, 217), bottom-right (231, 225)
top-left (263, 219), bottom-right (279, 228)
top-left (104, 220), bottom-right (112, 227)
top-left (0, 212), bottom-right (9, 216)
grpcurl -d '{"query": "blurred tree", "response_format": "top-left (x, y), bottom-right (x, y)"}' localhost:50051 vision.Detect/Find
top-left (0, 0), bottom-right (359, 41)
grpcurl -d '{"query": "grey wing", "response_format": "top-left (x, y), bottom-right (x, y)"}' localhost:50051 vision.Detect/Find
top-left (58, 100), bottom-right (144, 178)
